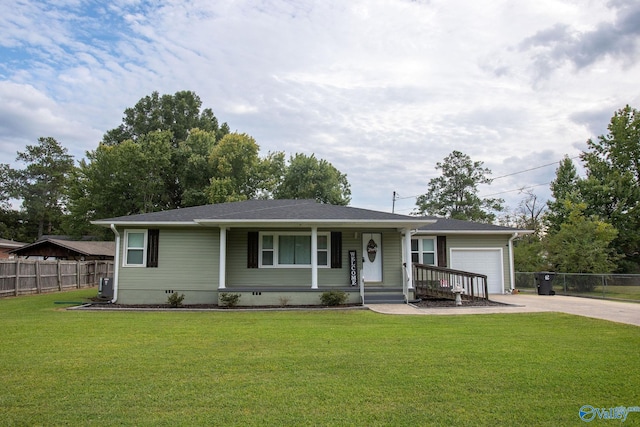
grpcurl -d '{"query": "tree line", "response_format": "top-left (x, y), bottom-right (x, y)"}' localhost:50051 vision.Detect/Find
top-left (413, 105), bottom-right (640, 274)
top-left (0, 91), bottom-right (351, 242)
top-left (3, 91), bottom-right (638, 274)
top-left (516, 105), bottom-right (640, 274)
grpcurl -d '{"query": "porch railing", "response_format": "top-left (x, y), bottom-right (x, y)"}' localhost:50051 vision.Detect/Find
top-left (413, 264), bottom-right (489, 301)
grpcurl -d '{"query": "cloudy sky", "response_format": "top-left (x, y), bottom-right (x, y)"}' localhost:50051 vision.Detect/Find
top-left (1, 0), bottom-right (639, 215)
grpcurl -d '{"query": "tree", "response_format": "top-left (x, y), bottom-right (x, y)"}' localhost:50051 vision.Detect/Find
top-left (579, 105), bottom-right (640, 272)
top-left (511, 190), bottom-right (548, 273)
top-left (101, 90), bottom-right (230, 208)
top-left (544, 202), bottom-right (618, 278)
top-left (12, 137), bottom-right (75, 239)
top-left (66, 132), bottom-right (173, 237)
top-left (514, 238), bottom-right (547, 273)
top-left (545, 156), bottom-right (582, 234)
top-left (0, 164), bottom-right (21, 240)
top-left (207, 133), bottom-right (264, 203)
top-left (103, 90), bottom-right (229, 147)
top-left (175, 129), bottom-right (218, 207)
top-left (512, 189), bottom-right (546, 236)
top-left (0, 164), bottom-right (11, 213)
top-left (415, 150), bottom-right (503, 222)
top-left (274, 153), bottom-right (351, 205)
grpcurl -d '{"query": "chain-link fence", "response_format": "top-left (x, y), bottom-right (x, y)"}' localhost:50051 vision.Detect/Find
top-left (515, 272), bottom-right (640, 301)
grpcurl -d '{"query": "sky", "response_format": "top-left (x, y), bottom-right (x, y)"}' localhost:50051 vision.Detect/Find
top-left (1, 0), bottom-right (639, 216)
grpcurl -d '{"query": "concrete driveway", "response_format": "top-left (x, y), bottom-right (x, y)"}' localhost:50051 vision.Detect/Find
top-left (368, 294), bottom-right (640, 327)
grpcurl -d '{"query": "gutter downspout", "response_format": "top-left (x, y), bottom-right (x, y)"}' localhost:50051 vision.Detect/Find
top-left (508, 232), bottom-right (519, 293)
top-left (110, 224), bottom-right (120, 303)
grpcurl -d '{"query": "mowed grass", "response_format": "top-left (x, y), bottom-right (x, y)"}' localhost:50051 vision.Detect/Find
top-left (1, 289), bottom-right (639, 426)
top-left (572, 285), bottom-right (640, 301)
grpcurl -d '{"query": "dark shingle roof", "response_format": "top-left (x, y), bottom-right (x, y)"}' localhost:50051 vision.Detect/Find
top-left (417, 216), bottom-right (531, 234)
top-left (93, 199), bottom-right (434, 228)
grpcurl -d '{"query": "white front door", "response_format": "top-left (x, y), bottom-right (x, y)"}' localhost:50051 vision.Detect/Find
top-left (362, 233), bottom-right (382, 283)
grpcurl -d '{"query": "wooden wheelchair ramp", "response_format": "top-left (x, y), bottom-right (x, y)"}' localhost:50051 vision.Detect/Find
top-left (413, 264), bottom-right (489, 301)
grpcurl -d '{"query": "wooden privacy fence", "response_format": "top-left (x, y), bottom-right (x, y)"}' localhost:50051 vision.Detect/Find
top-left (0, 260), bottom-right (114, 297)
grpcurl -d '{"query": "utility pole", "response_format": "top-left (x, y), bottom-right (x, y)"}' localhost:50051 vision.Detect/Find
top-left (392, 191), bottom-right (397, 213)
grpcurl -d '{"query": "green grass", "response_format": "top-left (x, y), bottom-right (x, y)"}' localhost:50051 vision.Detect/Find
top-left (576, 285), bottom-right (640, 301)
top-left (1, 289), bottom-right (639, 426)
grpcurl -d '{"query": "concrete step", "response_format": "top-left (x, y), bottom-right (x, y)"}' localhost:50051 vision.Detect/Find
top-left (364, 294), bottom-right (405, 304)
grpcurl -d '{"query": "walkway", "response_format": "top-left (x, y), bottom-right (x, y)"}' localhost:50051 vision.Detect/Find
top-left (367, 294), bottom-right (640, 327)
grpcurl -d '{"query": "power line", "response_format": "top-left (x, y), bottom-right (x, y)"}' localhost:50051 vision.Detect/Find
top-left (481, 182), bottom-right (550, 198)
top-left (491, 155), bottom-right (580, 181)
top-left (393, 155), bottom-right (580, 204)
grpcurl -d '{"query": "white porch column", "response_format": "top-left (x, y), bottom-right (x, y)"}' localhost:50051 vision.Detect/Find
top-left (218, 226), bottom-right (227, 289)
top-left (311, 226), bottom-right (318, 289)
top-left (404, 228), bottom-right (414, 289)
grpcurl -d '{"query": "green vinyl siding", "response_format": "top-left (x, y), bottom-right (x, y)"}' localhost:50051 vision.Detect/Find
top-left (380, 231), bottom-right (403, 287)
top-left (117, 227), bottom-right (219, 304)
top-left (226, 229), bottom-right (404, 288)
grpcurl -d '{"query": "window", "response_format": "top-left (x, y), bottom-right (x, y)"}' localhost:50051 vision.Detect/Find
top-left (411, 237), bottom-right (436, 265)
top-left (123, 229), bottom-right (160, 267)
top-left (259, 232), bottom-right (330, 268)
top-left (261, 234), bottom-right (274, 266)
top-left (124, 230), bottom-right (147, 266)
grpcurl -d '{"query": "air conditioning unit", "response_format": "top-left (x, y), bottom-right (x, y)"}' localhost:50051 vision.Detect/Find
top-left (98, 277), bottom-right (114, 300)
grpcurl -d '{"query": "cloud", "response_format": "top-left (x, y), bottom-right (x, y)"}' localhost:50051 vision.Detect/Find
top-left (0, 0), bottom-right (637, 216)
top-left (519, 0), bottom-right (640, 78)
top-left (0, 81), bottom-right (102, 164)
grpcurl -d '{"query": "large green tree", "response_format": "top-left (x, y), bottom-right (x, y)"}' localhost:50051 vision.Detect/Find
top-left (545, 156), bottom-right (582, 234)
top-left (67, 132), bottom-right (173, 237)
top-left (103, 90), bottom-right (229, 147)
top-left (415, 150), bottom-right (503, 222)
top-left (274, 153), bottom-right (351, 205)
top-left (12, 137), bottom-right (75, 239)
top-left (175, 128), bottom-right (218, 207)
top-left (579, 105), bottom-right (640, 272)
top-left (544, 202), bottom-right (618, 275)
top-left (207, 133), bottom-right (264, 203)
top-left (101, 91), bottom-right (230, 208)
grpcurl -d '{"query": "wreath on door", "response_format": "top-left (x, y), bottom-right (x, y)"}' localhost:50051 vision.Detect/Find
top-left (366, 239), bottom-right (378, 263)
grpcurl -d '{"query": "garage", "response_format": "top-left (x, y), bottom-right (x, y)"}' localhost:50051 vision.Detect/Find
top-left (449, 248), bottom-right (504, 294)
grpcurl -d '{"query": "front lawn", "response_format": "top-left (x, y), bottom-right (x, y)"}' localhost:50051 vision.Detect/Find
top-left (1, 289), bottom-right (639, 426)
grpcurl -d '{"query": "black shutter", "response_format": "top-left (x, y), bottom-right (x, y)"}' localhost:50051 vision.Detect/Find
top-left (437, 236), bottom-right (447, 267)
top-left (247, 231), bottom-right (259, 268)
top-left (147, 229), bottom-right (160, 268)
top-left (330, 231), bottom-right (342, 268)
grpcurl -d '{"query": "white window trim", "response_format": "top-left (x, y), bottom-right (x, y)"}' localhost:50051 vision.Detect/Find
top-left (259, 231), bottom-right (330, 268)
top-left (123, 229), bottom-right (148, 267)
top-left (411, 236), bottom-right (437, 265)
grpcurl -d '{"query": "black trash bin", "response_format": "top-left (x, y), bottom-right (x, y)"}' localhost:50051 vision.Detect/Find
top-left (535, 272), bottom-right (556, 295)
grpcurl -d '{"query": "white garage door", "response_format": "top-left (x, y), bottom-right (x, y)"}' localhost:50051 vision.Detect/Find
top-left (450, 249), bottom-right (504, 294)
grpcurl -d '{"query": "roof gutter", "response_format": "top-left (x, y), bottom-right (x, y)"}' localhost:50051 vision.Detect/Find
top-left (508, 232), bottom-right (519, 292)
top-left (110, 224), bottom-right (120, 304)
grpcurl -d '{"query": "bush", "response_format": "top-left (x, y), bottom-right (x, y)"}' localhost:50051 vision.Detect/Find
top-left (167, 292), bottom-right (185, 308)
top-left (320, 290), bottom-right (348, 306)
top-left (219, 292), bottom-right (241, 307)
